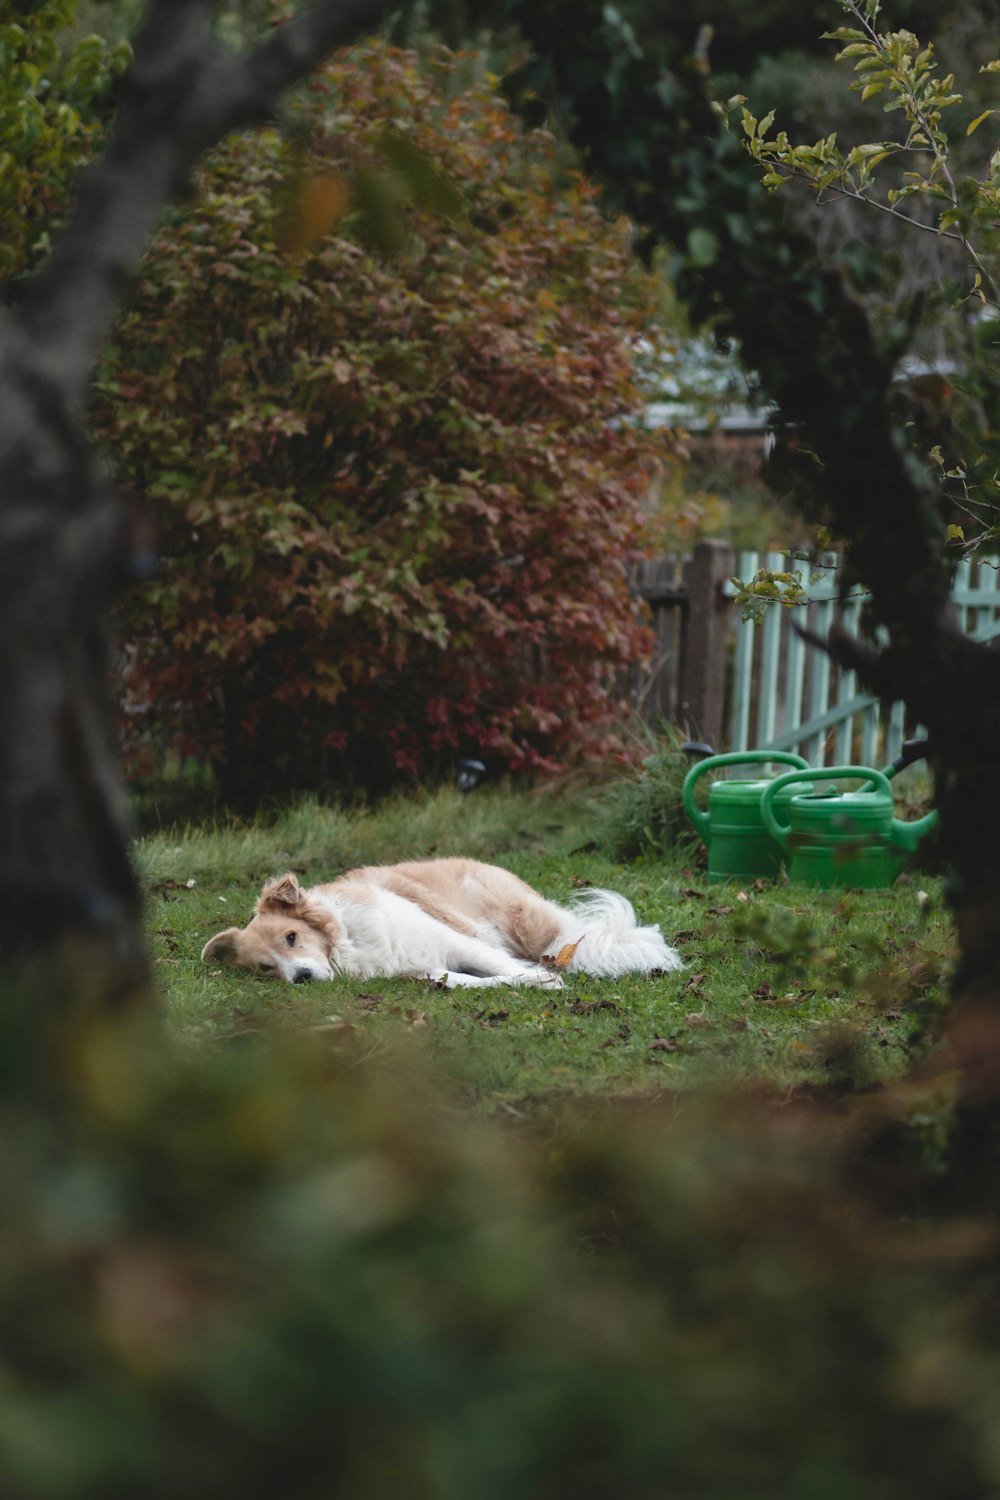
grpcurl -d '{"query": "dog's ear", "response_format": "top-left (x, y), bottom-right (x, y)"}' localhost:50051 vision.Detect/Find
top-left (201, 928), bottom-right (243, 965)
top-left (257, 872), bottom-right (302, 914)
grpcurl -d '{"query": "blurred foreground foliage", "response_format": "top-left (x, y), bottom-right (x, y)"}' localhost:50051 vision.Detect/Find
top-left (1, 994), bottom-right (1000, 1499)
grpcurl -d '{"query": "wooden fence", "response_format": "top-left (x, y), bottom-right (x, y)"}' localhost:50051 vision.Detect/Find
top-left (631, 542), bottom-right (1000, 764)
top-left (628, 540), bottom-right (733, 743)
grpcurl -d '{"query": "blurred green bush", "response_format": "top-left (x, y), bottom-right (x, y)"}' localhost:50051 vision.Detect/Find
top-left (0, 1009), bottom-right (997, 1500)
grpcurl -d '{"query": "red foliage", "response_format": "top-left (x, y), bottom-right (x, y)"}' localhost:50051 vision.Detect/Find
top-left (92, 43), bottom-right (672, 796)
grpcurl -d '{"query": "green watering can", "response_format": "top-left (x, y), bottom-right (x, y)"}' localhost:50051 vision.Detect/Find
top-left (682, 751), bottom-right (816, 883)
top-left (760, 764), bottom-right (937, 889)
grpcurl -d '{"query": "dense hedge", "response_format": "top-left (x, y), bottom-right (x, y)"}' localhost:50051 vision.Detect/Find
top-left (92, 43), bottom-right (671, 796)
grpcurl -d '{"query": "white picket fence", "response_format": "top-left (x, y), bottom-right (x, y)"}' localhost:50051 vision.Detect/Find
top-left (726, 550), bottom-right (1000, 765)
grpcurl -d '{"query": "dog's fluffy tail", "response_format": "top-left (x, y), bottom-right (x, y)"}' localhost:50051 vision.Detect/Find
top-left (556, 889), bottom-right (682, 977)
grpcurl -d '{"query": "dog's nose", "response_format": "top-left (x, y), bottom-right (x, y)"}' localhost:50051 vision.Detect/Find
top-left (292, 967), bottom-right (313, 984)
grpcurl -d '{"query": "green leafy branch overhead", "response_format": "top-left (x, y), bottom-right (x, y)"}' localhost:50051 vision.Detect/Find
top-left (734, 0), bottom-right (1000, 307)
top-left (0, 2), bottom-right (132, 283)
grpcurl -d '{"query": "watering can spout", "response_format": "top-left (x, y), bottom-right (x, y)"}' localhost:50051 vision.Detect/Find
top-left (891, 809), bottom-right (937, 857)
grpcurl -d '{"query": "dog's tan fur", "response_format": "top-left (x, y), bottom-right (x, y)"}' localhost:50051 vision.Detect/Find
top-left (202, 857), bottom-right (680, 987)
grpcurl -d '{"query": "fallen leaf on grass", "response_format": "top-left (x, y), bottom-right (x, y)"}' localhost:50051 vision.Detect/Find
top-left (907, 960), bottom-right (939, 991)
top-left (406, 1009), bottom-right (428, 1029)
top-left (542, 936), bottom-right (583, 971)
top-left (476, 1009), bottom-right (509, 1026)
top-left (680, 887), bottom-right (704, 899)
top-left (707, 905), bottom-right (734, 916)
top-left (684, 973), bottom-right (706, 991)
top-left (684, 1012), bottom-right (710, 1028)
top-left (356, 993), bottom-right (385, 1011)
top-left (755, 986), bottom-right (816, 1008)
top-left (570, 998), bottom-right (621, 1015)
top-left (650, 1037), bottom-right (681, 1053)
top-left (570, 874), bottom-right (593, 888)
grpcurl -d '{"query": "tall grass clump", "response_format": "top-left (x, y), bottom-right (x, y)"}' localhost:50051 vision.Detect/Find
top-left (597, 731), bottom-right (699, 861)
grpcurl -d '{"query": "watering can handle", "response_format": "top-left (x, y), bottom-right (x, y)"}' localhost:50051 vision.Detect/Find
top-left (760, 766), bottom-right (895, 849)
top-left (681, 750), bottom-right (811, 839)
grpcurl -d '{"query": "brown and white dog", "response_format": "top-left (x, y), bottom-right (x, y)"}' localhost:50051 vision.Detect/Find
top-left (201, 857), bottom-right (681, 989)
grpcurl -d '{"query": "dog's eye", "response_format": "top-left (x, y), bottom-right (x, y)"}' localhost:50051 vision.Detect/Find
top-left (285, 932), bottom-right (297, 948)
top-left (259, 963), bottom-right (275, 973)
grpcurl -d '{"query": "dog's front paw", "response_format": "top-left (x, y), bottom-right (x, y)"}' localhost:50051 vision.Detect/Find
top-left (522, 966), bottom-right (565, 990)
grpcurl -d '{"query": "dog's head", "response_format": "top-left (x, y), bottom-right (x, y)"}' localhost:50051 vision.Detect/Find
top-left (201, 873), bottom-right (341, 983)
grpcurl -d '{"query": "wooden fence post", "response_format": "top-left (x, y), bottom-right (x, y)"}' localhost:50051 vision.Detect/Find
top-left (629, 555), bottom-right (686, 722)
top-left (680, 538), bottom-right (734, 746)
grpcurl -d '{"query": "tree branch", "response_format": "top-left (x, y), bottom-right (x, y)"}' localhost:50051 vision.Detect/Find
top-left (11, 0), bottom-right (394, 404)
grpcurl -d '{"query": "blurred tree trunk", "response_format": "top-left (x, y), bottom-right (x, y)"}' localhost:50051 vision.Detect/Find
top-left (0, 0), bottom-right (390, 1013)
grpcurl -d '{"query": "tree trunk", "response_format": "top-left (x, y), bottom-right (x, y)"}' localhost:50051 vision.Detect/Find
top-left (0, 342), bottom-right (150, 1007)
top-left (0, 0), bottom-right (392, 1018)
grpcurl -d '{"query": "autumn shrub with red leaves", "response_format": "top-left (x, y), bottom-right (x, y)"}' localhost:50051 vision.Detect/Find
top-left (92, 42), bottom-right (672, 798)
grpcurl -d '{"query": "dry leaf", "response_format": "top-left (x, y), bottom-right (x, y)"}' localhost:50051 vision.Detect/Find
top-left (907, 961), bottom-right (937, 990)
top-left (542, 935), bottom-right (583, 971)
top-left (276, 171), bottom-right (351, 257)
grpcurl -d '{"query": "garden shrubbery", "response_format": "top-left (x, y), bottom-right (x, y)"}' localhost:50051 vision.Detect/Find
top-left (0, 1016), bottom-right (997, 1500)
top-left (92, 42), bottom-right (672, 798)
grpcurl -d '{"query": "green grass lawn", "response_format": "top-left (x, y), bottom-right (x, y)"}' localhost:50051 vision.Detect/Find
top-left (138, 780), bottom-right (954, 1113)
